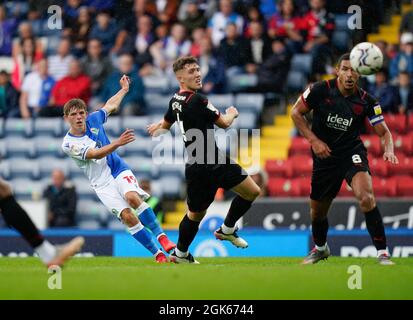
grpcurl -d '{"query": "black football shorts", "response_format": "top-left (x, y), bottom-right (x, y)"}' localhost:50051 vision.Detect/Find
top-left (310, 148), bottom-right (370, 201)
top-left (185, 160), bottom-right (247, 212)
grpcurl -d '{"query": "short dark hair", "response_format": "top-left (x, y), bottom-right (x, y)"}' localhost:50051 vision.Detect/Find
top-left (63, 99), bottom-right (87, 116)
top-left (173, 56), bottom-right (198, 73)
top-left (337, 53), bottom-right (350, 68)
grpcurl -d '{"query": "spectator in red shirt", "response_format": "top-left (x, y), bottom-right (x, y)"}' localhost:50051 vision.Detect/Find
top-left (42, 59), bottom-right (91, 117)
top-left (301, 0), bottom-right (335, 75)
top-left (267, 0), bottom-right (303, 53)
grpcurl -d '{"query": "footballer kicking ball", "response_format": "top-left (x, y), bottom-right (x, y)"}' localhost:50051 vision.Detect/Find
top-left (350, 42), bottom-right (383, 75)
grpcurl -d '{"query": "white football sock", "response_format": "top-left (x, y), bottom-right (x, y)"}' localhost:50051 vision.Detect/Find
top-left (221, 224), bottom-right (235, 235)
top-left (315, 243), bottom-right (327, 251)
top-left (175, 248), bottom-right (188, 258)
top-left (377, 249), bottom-right (389, 257)
top-left (35, 240), bottom-right (57, 264)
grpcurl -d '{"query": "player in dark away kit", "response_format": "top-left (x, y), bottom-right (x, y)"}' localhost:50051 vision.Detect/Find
top-left (148, 56), bottom-right (260, 263)
top-left (291, 53), bottom-right (398, 265)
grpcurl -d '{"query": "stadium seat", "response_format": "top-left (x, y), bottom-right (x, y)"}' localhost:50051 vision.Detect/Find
top-left (4, 118), bottom-right (33, 137)
top-left (226, 73), bottom-right (257, 93)
top-left (408, 114), bottom-right (413, 132)
top-left (0, 117), bottom-right (4, 138)
top-left (9, 158), bottom-right (40, 179)
top-left (388, 155), bottom-right (413, 176)
top-left (34, 136), bottom-right (65, 158)
top-left (4, 137), bottom-right (36, 158)
top-left (361, 135), bottom-right (382, 157)
top-left (290, 54), bottom-right (313, 75)
top-left (372, 177), bottom-right (397, 197)
top-left (332, 31), bottom-right (351, 52)
top-left (289, 155), bottom-right (313, 177)
top-left (267, 177), bottom-right (301, 197)
top-left (0, 160), bottom-right (11, 180)
top-left (265, 159), bottom-right (293, 178)
top-left (123, 137), bottom-right (153, 157)
top-left (10, 178), bottom-right (45, 200)
top-left (289, 136), bottom-right (311, 156)
top-left (393, 134), bottom-right (413, 156)
top-left (334, 14), bottom-right (351, 31)
top-left (143, 75), bottom-right (169, 94)
top-left (297, 177), bottom-right (311, 197)
top-left (77, 199), bottom-right (107, 223)
top-left (235, 112), bottom-right (257, 129)
top-left (38, 157), bottom-right (69, 179)
top-left (235, 93), bottom-right (264, 113)
top-left (158, 160), bottom-right (185, 178)
top-left (207, 94), bottom-right (234, 109)
top-left (122, 156), bottom-right (159, 179)
top-left (159, 176), bottom-right (183, 199)
top-left (397, 176), bottom-right (413, 196)
top-left (383, 114), bottom-right (407, 134)
top-left (287, 70), bottom-right (307, 93)
top-left (72, 176), bottom-right (96, 199)
top-left (102, 116), bottom-right (121, 136)
top-left (145, 94), bottom-right (171, 115)
top-left (368, 156), bottom-right (388, 177)
top-left (338, 181), bottom-right (353, 197)
top-left (33, 117), bottom-right (63, 137)
top-left (67, 157), bottom-right (84, 178)
top-left (122, 116), bottom-right (150, 136)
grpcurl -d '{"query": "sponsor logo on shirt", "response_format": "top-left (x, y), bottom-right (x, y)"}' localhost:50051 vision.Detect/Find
top-left (374, 105), bottom-right (382, 115)
top-left (91, 128), bottom-right (99, 135)
top-left (326, 113), bottom-right (353, 131)
top-left (173, 93), bottom-right (186, 101)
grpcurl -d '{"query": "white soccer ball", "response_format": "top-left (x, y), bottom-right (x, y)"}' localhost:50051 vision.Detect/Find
top-left (350, 42), bottom-right (383, 75)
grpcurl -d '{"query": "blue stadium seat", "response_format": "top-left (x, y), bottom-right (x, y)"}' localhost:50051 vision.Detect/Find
top-left (234, 93), bottom-right (264, 113)
top-left (34, 136), bottom-right (65, 158)
top-left (123, 138), bottom-right (153, 157)
top-left (102, 116), bottom-right (121, 136)
top-left (38, 156), bottom-right (69, 179)
top-left (143, 75), bottom-right (169, 94)
top-left (332, 31), bottom-right (351, 52)
top-left (335, 14), bottom-right (351, 31)
top-left (77, 199), bottom-right (107, 224)
top-left (0, 160), bottom-right (11, 180)
top-left (287, 71), bottom-right (307, 93)
top-left (9, 158), bottom-right (40, 179)
top-left (145, 94), bottom-right (171, 115)
top-left (72, 176), bottom-right (96, 199)
top-left (157, 157), bottom-right (185, 178)
top-left (10, 178), bottom-right (45, 201)
top-left (122, 156), bottom-right (159, 179)
top-left (159, 176), bottom-right (183, 199)
top-left (290, 54), bottom-right (313, 75)
top-left (226, 73), bottom-right (258, 93)
top-left (67, 158), bottom-right (84, 178)
top-left (33, 118), bottom-right (63, 137)
top-left (5, 137), bottom-right (36, 158)
top-left (207, 94), bottom-right (234, 110)
top-left (4, 118), bottom-right (34, 137)
top-left (122, 116), bottom-right (150, 136)
top-left (236, 112), bottom-right (258, 129)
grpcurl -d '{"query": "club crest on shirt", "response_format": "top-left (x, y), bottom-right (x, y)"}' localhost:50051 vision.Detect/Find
top-left (352, 104), bottom-right (363, 115)
top-left (91, 128), bottom-right (99, 135)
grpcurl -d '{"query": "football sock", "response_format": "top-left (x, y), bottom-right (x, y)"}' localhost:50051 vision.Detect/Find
top-left (0, 195), bottom-right (44, 248)
top-left (224, 196), bottom-right (253, 227)
top-left (175, 247), bottom-right (189, 258)
top-left (177, 214), bottom-right (200, 253)
top-left (221, 224), bottom-right (235, 234)
top-left (364, 206), bottom-right (387, 251)
top-left (128, 222), bottom-right (159, 255)
top-left (136, 202), bottom-right (163, 238)
top-left (312, 217), bottom-right (329, 247)
top-left (35, 240), bottom-right (57, 264)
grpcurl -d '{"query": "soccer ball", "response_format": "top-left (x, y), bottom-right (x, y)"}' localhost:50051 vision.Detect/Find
top-left (349, 42), bottom-right (383, 75)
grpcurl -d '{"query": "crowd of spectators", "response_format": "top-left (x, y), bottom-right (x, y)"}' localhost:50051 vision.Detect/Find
top-left (0, 0), bottom-right (410, 119)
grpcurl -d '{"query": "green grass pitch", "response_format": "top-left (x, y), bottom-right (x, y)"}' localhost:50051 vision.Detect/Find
top-left (0, 257), bottom-right (412, 300)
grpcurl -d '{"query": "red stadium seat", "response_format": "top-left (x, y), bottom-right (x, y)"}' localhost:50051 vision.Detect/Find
top-left (383, 114), bottom-right (407, 134)
top-left (338, 180), bottom-right (353, 197)
top-left (408, 114), bottom-right (413, 132)
top-left (267, 178), bottom-right (301, 197)
top-left (265, 159), bottom-right (292, 178)
top-left (368, 156), bottom-right (388, 177)
top-left (396, 176), bottom-right (413, 197)
top-left (297, 177), bottom-right (311, 197)
top-left (361, 134), bottom-right (382, 157)
top-left (388, 154), bottom-right (413, 176)
top-left (289, 136), bottom-right (311, 156)
top-left (289, 155), bottom-right (313, 177)
top-left (393, 134), bottom-right (413, 156)
top-left (372, 177), bottom-right (397, 197)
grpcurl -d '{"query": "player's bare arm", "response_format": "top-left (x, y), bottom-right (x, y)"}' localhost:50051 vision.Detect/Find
top-left (102, 75), bottom-right (130, 115)
top-left (147, 119), bottom-right (172, 137)
top-left (215, 106), bottom-right (239, 129)
top-left (86, 128), bottom-right (135, 159)
top-left (373, 122), bottom-right (399, 164)
top-left (291, 97), bottom-right (331, 159)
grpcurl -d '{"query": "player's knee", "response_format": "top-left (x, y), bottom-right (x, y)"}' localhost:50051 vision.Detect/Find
top-left (310, 209), bottom-right (327, 221)
top-left (120, 209), bottom-right (139, 227)
top-left (249, 185), bottom-right (261, 201)
top-left (124, 192), bottom-right (141, 209)
top-left (359, 193), bottom-right (375, 211)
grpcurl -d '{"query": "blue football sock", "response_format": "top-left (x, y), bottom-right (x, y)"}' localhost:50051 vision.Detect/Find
top-left (136, 203), bottom-right (163, 238)
top-left (128, 223), bottom-right (159, 255)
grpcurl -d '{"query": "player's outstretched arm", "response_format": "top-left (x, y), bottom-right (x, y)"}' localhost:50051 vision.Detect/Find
top-left (291, 97), bottom-right (331, 159)
top-left (215, 106), bottom-right (238, 129)
top-left (102, 75), bottom-right (130, 115)
top-left (373, 122), bottom-right (399, 164)
top-left (86, 129), bottom-right (135, 159)
top-left (147, 119), bottom-right (172, 137)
